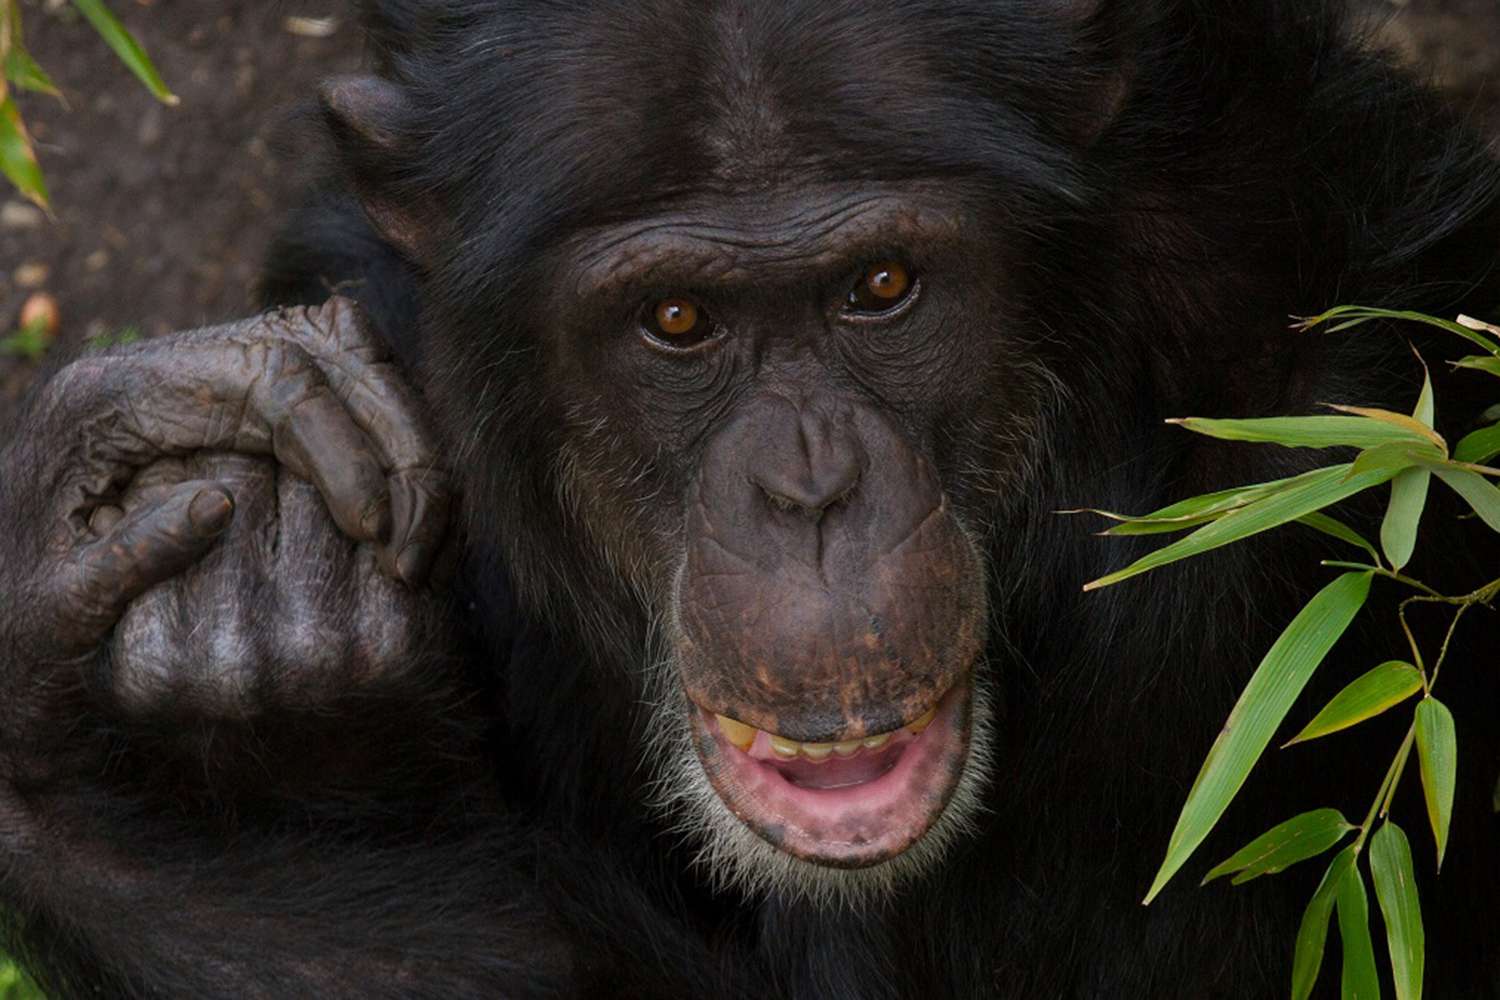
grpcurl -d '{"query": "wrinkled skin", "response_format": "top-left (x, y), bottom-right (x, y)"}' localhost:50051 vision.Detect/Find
top-left (0, 299), bottom-right (455, 777)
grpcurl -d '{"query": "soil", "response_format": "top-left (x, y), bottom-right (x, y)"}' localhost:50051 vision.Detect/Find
top-left (0, 0), bottom-right (1497, 409)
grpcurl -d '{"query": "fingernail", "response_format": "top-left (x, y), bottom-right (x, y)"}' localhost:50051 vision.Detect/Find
top-left (189, 490), bottom-right (235, 536)
top-left (362, 500), bottom-right (392, 542)
top-left (396, 543), bottom-right (428, 585)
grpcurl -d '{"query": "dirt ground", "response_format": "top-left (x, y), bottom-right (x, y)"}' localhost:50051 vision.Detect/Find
top-left (0, 0), bottom-right (1497, 409)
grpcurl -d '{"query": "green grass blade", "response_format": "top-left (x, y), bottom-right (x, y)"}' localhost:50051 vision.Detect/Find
top-left (1454, 424), bottom-right (1500, 466)
top-left (1284, 661), bottom-right (1422, 746)
top-left (1336, 861), bottom-right (1381, 1000)
top-left (1411, 362), bottom-right (1434, 429)
top-left (1413, 699), bottom-right (1456, 871)
top-left (1170, 416), bottom-right (1431, 450)
top-left (1370, 822), bottom-right (1424, 1000)
top-left (1292, 846), bottom-right (1357, 1000)
top-left (1087, 467), bottom-right (1395, 591)
top-left (1379, 467), bottom-right (1430, 571)
top-left (1431, 467), bottom-right (1500, 533)
top-left (1202, 808), bottom-right (1352, 885)
top-left (1296, 512), bottom-right (1380, 563)
top-left (0, 94), bottom-right (47, 209)
top-left (68, 0), bottom-right (178, 105)
top-left (1142, 571), bottom-right (1372, 904)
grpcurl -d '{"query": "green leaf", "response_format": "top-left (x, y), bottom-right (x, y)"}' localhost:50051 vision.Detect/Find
top-left (0, 94), bottom-right (47, 209)
top-left (1284, 661), bottom-right (1423, 746)
top-left (1202, 808), bottom-right (1352, 885)
top-left (4, 45), bottom-right (61, 98)
top-left (1431, 466), bottom-right (1500, 533)
top-left (1452, 355), bottom-right (1500, 378)
top-left (1323, 406), bottom-right (1446, 455)
top-left (1336, 860), bottom-right (1381, 1000)
top-left (1411, 360), bottom-right (1435, 428)
top-left (68, 0), bottom-right (178, 105)
top-left (1087, 467), bottom-right (1395, 591)
top-left (1349, 441), bottom-right (1442, 480)
top-left (1082, 470), bottom-right (1328, 537)
top-left (1292, 846), bottom-right (1358, 1000)
top-left (1413, 698), bottom-right (1456, 871)
top-left (1170, 415), bottom-right (1433, 451)
top-left (1297, 511), bottom-right (1380, 563)
top-left (1454, 424), bottom-right (1500, 466)
top-left (1379, 467), bottom-right (1430, 571)
top-left (1370, 822), bottom-right (1424, 1000)
top-left (1142, 571), bottom-right (1372, 903)
top-left (1298, 306), bottom-right (1500, 358)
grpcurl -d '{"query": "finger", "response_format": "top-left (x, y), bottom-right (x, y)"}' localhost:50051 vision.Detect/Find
top-left (260, 367), bottom-right (392, 543)
top-left (293, 300), bottom-right (453, 580)
top-left (51, 482), bottom-right (234, 652)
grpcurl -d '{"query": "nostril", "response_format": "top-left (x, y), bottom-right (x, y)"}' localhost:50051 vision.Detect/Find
top-left (753, 461), bottom-right (862, 522)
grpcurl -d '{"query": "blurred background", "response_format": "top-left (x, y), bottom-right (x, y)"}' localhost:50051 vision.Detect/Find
top-left (0, 0), bottom-right (1497, 410)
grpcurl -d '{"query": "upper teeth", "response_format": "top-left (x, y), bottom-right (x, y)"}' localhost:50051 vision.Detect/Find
top-left (713, 704), bottom-right (938, 758)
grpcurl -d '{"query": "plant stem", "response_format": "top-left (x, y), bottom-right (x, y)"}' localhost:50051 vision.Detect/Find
top-left (1354, 721), bottom-right (1417, 851)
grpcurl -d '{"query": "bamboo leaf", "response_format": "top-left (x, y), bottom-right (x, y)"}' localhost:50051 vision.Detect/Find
top-left (1413, 699), bottom-right (1456, 871)
top-left (1336, 861), bottom-right (1381, 1000)
top-left (1297, 512), bottom-right (1380, 563)
top-left (1370, 822), bottom-right (1424, 1000)
top-left (1069, 470), bottom-right (1329, 537)
top-left (1323, 405), bottom-right (1446, 455)
top-left (1170, 415), bottom-right (1432, 451)
top-left (1292, 846), bottom-right (1358, 1000)
top-left (1298, 306), bottom-right (1500, 358)
top-left (4, 45), bottom-right (61, 98)
top-left (0, 93), bottom-right (47, 209)
top-left (68, 0), bottom-right (178, 105)
top-left (1349, 442), bottom-right (1442, 480)
top-left (1087, 467), bottom-right (1395, 591)
top-left (1431, 467), bottom-right (1500, 533)
top-left (1411, 360), bottom-right (1435, 429)
top-left (1284, 661), bottom-right (1423, 746)
top-left (1202, 808), bottom-right (1352, 885)
top-left (1451, 356), bottom-right (1500, 378)
top-left (1379, 467), bottom-right (1430, 570)
top-left (1454, 424), bottom-right (1500, 466)
top-left (1142, 572), bottom-right (1372, 903)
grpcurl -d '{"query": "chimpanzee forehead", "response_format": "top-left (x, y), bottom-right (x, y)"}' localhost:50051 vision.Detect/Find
top-left (400, 0), bottom-right (1093, 308)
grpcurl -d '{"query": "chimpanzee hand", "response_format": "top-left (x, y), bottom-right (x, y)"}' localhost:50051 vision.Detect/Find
top-left (0, 298), bottom-right (455, 742)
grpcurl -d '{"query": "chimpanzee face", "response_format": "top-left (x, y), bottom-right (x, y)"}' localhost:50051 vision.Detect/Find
top-left (532, 180), bottom-right (1022, 899)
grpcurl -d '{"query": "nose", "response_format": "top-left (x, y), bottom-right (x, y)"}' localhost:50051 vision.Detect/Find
top-left (750, 405), bottom-right (863, 522)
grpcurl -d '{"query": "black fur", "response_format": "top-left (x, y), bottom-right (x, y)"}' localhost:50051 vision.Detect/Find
top-left (6, 1), bottom-right (1500, 997)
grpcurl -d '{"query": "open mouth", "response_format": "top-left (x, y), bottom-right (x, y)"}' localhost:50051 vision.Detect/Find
top-left (687, 677), bottom-right (973, 868)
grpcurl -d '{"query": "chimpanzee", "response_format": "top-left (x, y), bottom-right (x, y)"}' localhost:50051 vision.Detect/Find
top-left (1, 1), bottom-right (1498, 997)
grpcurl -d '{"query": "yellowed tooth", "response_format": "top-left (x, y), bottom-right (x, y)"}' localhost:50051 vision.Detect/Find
top-left (801, 742), bottom-right (833, 761)
top-left (715, 714), bottom-right (756, 751)
top-left (832, 739), bottom-right (862, 757)
top-left (907, 705), bottom-right (938, 733)
top-left (769, 735), bottom-right (800, 758)
top-left (862, 732), bottom-right (892, 750)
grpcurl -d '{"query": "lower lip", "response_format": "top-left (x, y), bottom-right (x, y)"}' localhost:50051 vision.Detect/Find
top-left (688, 680), bottom-right (972, 868)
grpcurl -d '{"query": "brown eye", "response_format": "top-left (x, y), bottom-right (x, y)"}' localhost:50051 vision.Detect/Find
top-left (846, 261), bottom-right (914, 314)
top-left (643, 297), bottom-right (714, 347)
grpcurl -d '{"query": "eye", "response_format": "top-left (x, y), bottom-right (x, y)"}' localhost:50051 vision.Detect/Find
top-left (845, 261), bottom-right (915, 315)
top-left (642, 297), bottom-right (716, 348)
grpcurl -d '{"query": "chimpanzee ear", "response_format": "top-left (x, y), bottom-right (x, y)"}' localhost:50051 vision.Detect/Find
top-left (319, 75), bottom-right (433, 264)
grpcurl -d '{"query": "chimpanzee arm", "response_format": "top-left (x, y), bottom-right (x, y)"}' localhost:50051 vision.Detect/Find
top-left (0, 301), bottom-right (718, 997)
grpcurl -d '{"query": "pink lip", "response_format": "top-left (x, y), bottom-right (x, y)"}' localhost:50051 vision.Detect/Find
top-left (688, 680), bottom-right (972, 868)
